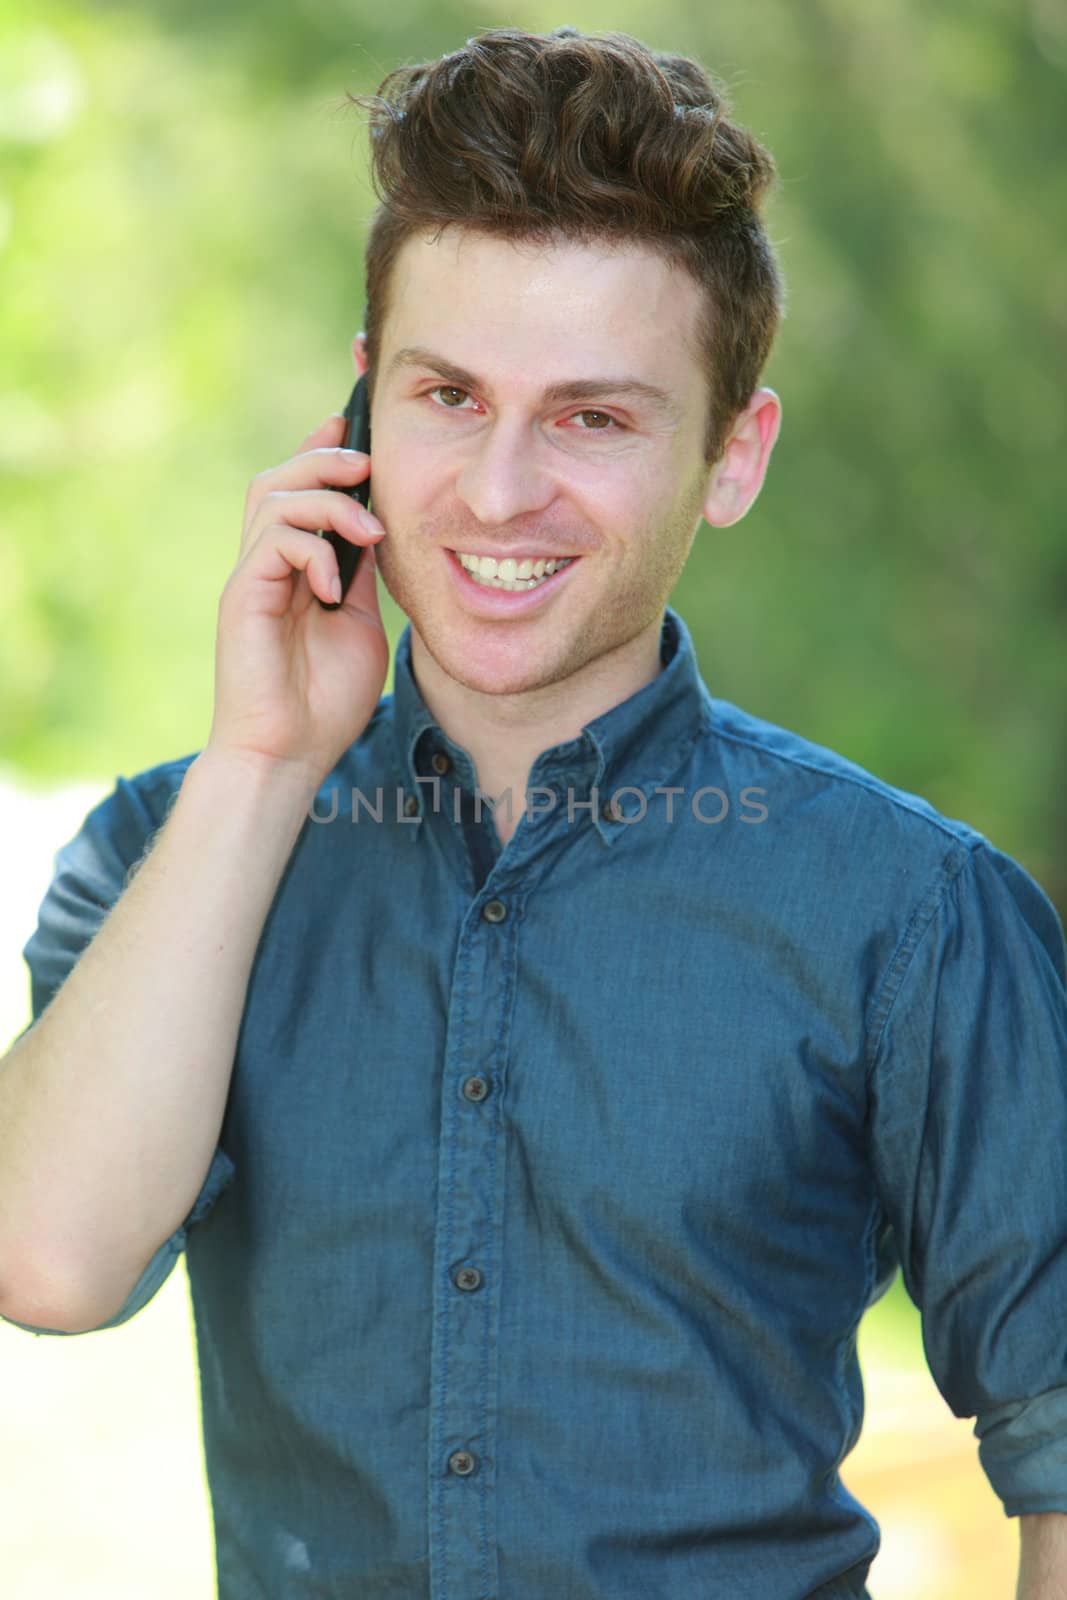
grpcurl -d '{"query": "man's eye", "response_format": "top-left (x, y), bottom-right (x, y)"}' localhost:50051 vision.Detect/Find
top-left (572, 410), bottom-right (617, 431)
top-left (428, 385), bottom-right (472, 408)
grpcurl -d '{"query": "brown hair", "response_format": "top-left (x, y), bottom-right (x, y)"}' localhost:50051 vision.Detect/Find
top-left (345, 25), bottom-right (784, 465)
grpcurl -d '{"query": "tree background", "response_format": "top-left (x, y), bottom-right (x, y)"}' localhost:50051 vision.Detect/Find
top-left (1, 1), bottom-right (1064, 1595)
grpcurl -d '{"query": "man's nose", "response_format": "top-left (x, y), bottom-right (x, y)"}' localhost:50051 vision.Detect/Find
top-left (454, 416), bottom-right (555, 527)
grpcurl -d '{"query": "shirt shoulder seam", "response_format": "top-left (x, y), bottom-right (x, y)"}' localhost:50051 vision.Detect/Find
top-left (863, 838), bottom-right (982, 1087)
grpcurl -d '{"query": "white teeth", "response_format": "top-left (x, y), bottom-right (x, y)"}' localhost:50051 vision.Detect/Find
top-left (458, 552), bottom-right (568, 578)
top-left (456, 551), bottom-right (574, 593)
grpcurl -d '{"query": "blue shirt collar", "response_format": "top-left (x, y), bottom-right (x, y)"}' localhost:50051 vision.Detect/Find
top-left (389, 604), bottom-right (712, 841)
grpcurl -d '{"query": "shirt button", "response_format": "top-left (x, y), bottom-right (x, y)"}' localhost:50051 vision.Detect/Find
top-left (482, 898), bottom-right (507, 923)
top-left (454, 1266), bottom-right (483, 1292)
top-left (431, 751), bottom-right (451, 775)
top-left (601, 798), bottom-right (622, 821)
top-left (403, 793), bottom-right (419, 816)
top-left (463, 1075), bottom-right (490, 1102)
top-left (448, 1450), bottom-right (477, 1476)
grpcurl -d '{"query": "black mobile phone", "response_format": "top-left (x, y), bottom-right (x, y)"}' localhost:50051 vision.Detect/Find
top-left (317, 370), bottom-right (371, 610)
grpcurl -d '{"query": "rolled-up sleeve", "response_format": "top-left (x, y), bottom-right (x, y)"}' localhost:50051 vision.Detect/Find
top-left (2, 761), bottom-right (236, 1338)
top-left (866, 837), bottom-right (1067, 1515)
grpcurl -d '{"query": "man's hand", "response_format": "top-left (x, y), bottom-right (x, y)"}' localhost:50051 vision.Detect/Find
top-left (208, 412), bottom-right (390, 787)
top-left (1017, 1512), bottom-right (1067, 1600)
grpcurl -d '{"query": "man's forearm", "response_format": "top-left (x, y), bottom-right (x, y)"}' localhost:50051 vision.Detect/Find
top-left (0, 747), bottom-right (317, 1331)
top-left (1017, 1512), bottom-right (1067, 1600)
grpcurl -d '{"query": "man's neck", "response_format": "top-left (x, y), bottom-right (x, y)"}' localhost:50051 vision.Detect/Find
top-left (408, 619), bottom-right (665, 844)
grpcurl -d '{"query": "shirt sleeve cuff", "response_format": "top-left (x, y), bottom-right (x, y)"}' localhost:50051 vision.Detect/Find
top-left (975, 1383), bottom-right (1067, 1515)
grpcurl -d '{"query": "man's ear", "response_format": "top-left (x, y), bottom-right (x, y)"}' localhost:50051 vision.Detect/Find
top-left (701, 388), bottom-right (782, 529)
top-left (352, 331), bottom-right (369, 376)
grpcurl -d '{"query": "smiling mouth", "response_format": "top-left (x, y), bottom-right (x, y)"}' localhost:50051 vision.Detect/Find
top-left (449, 550), bottom-right (578, 593)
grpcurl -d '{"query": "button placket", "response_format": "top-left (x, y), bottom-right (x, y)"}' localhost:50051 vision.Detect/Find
top-left (428, 885), bottom-right (516, 1595)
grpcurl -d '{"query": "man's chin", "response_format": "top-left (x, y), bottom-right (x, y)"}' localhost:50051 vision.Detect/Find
top-left (429, 654), bottom-right (555, 700)
top-left (413, 620), bottom-right (576, 701)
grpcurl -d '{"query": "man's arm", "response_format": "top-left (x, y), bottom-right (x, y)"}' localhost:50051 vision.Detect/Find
top-left (0, 408), bottom-right (387, 1336)
top-left (1017, 1512), bottom-right (1067, 1600)
top-left (865, 838), bottom-right (1067, 1534)
top-left (0, 748), bottom-right (316, 1332)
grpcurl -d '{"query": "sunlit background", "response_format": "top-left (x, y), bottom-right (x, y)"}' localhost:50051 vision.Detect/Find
top-left (3, 0), bottom-right (1065, 1593)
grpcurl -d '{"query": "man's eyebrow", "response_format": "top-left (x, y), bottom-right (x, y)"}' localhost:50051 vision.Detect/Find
top-left (386, 345), bottom-right (683, 424)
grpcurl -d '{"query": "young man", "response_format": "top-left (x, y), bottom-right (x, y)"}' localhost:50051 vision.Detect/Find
top-left (2, 26), bottom-right (1065, 1600)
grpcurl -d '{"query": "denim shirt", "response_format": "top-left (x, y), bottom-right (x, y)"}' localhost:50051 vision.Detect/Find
top-left (8, 605), bottom-right (1067, 1600)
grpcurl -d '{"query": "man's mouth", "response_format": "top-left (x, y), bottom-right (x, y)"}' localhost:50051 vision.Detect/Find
top-left (450, 550), bottom-right (577, 594)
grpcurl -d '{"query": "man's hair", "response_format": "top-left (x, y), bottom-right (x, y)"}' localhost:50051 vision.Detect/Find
top-left (346, 25), bottom-right (784, 466)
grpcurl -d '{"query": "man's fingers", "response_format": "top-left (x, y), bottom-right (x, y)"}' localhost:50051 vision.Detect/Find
top-left (228, 521), bottom-right (380, 615)
top-left (252, 447), bottom-right (372, 503)
top-left (245, 488), bottom-right (382, 563)
top-left (241, 427), bottom-right (373, 557)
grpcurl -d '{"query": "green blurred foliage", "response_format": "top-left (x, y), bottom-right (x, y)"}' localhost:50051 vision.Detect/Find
top-left (1, 0), bottom-right (1065, 915)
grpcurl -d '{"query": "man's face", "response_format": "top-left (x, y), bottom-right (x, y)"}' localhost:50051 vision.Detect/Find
top-left (366, 227), bottom-right (718, 699)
